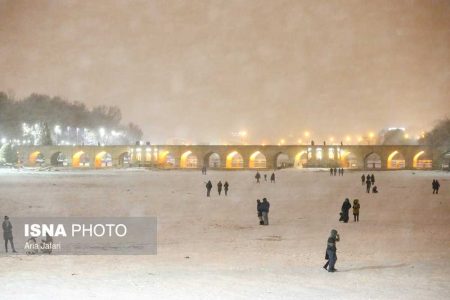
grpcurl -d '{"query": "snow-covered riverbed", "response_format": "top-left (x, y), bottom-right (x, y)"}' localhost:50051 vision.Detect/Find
top-left (0, 168), bottom-right (449, 299)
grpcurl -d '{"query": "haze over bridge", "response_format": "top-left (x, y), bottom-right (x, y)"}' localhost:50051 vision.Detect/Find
top-left (15, 144), bottom-right (450, 170)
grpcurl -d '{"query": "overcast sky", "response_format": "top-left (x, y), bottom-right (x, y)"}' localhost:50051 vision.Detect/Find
top-left (0, 0), bottom-right (449, 144)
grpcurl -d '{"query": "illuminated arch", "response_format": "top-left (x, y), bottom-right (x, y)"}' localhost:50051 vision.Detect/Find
top-left (95, 151), bottom-right (112, 168)
top-left (413, 151), bottom-right (432, 169)
top-left (226, 151), bottom-right (243, 168)
top-left (365, 152), bottom-right (381, 169)
top-left (341, 151), bottom-right (358, 168)
top-left (249, 151), bottom-right (266, 168)
top-left (29, 151), bottom-right (45, 165)
top-left (387, 151), bottom-right (405, 169)
top-left (294, 151), bottom-right (307, 168)
top-left (180, 151), bottom-right (199, 168)
top-left (158, 150), bottom-right (176, 168)
top-left (72, 151), bottom-right (90, 167)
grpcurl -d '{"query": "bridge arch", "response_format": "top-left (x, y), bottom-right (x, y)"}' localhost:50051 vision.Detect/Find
top-left (276, 152), bottom-right (290, 168)
top-left (95, 151), bottom-right (112, 168)
top-left (204, 152), bottom-right (221, 168)
top-left (294, 151), bottom-right (307, 168)
top-left (341, 151), bottom-right (359, 169)
top-left (249, 151), bottom-right (266, 168)
top-left (364, 152), bottom-right (381, 169)
top-left (226, 151), bottom-right (243, 169)
top-left (412, 151), bottom-right (432, 169)
top-left (387, 151), bottom-right (405, 169)
top-left (118, 152), bottom-right (130, 167)
top-left (180, 151), bottom-right (199, 168)
top-left (159, 151), bottom-right (176, 168)
top-left (29, 151), bottom-right (45, 166)
top-left (50, 151), bottom-right (68, 166)
top-left (441, 151), bottom-right (450, 170)
top-left (72, 151), bottom-right (90, 167)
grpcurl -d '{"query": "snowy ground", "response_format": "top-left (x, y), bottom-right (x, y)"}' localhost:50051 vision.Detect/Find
top-left (0, 168), bottom-right (449, 299)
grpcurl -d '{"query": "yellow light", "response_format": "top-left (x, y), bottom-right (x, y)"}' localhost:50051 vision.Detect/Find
top-left (404, 133), bottom-right (409, 139)
top-left (368, 132), bottom-right (374, 138)
top-left (280, 139), bottom-right (285, 145)
top-left (304, 131), bottom-right (310, 137)
top-left (329, 137), bottom-right (334, 142)
top-left (357, 136), bottom-right (363, 142)
top-left (345, 136), bottom-right (351, 142)
top-left (297, 139), bottom-right (302, 144)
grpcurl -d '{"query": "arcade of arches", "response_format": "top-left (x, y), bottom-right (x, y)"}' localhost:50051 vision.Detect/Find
top-left (19, 146), bottom-right (442, 170)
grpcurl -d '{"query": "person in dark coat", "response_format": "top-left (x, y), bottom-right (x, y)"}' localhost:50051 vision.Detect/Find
top-left (256, 199), bottom-right (263, 225)
top-left (352, 199), bottom-right (360, 222)
top-left (264, 174), bottom-right (267, 181)
top-left (2, 216), bottom-right (16, 253)
top-left (371, 174), bottom-right (375, 184)
top-left (333, 168), bottom-right (337, 176)
top-left (270, 172), bottom-right (275, 183)
top-left (372, 186), bottom-right (378, 193)
top-left (366, 177), bottom-right (372, 193)
top-left (330, 168), bottom-right (333, 176)
top-left (324, 229), bottom-right (340, 272)
top-left (255, 171), bottom-right (261, 183)
top-left (434, 179), bottom-right (440, 194)
top-left (361, 174), bottom-right (366, 185)
top-left (432, 179), bottom-right (437, 194)
top-left (261, 198), bottom-right (270, 225)
top-left (341, 168), bottom-right (344, 176)
top-left (201, 166), bottom-right (207, 175)
top-left (224, 181), bottom-right (229, 196)
top-left (217, 181), bottom-right (223, 196)
top-left (341, 198), bottom-right (351, 223)
top-left (206, 181), bottom-right (212, 197)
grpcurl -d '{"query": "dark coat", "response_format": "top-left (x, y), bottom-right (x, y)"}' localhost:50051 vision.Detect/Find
top-left (261, 200), bottom-right (270, 212)
top-left (206, 181), bottom-right (212, 190)
top-left (2, 220), bottom-right (13, 240)
top-left (224, 182), bottom-right (229, 190)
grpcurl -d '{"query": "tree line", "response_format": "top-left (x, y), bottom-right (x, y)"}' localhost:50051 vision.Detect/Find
top-left (0, 91), bottom-right (143, 144)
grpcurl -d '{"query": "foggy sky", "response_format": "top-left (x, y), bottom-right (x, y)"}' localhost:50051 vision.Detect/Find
top-left (0, 0), bottom-right (449, 144)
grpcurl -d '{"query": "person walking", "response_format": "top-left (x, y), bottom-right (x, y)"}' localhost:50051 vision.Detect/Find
top-left (352, 199), bottom-right (360, 222)
top-left (341, 198), bottom-right (351, 223)
top-left (330, 168), bottom-right (333, 176)
top-left (371, 174), bottom-right (375, 185)
top-left (325, 229), bottom-right (340, 272)
top-left (255, 171), bottom-right (261, 183)
top-left (270, 172), bottom-right (276, 183)
top-left (366, 177), bottom-right (372, 193)
top-left (435, 179), bottom-right (441, 194)
top-left (264, 174), bottom-right (267, 182)
top-left (217, 181), bottom-right (223, 196)
top-left (256, 199), bottom-right (263, 225)
top-left (206, 180), bottom-right (212, 197)
top-left (224, 181), bottom-right (229, 196)
top-left (202, 166), bottom-right (207, 175)
top-left (333, 168), bottom-right (337, 176)
top-left (361, 174), bottom-right (366, 185)
top-left (2, 216), bottom-right (16, 253)
top-left (341, 168), bottom-right (344, 176)
top-left (261, 198), bottom-right (270, 225)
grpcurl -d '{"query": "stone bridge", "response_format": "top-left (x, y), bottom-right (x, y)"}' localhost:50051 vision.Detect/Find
top-left (15, 144), bottom-right (449, 170)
